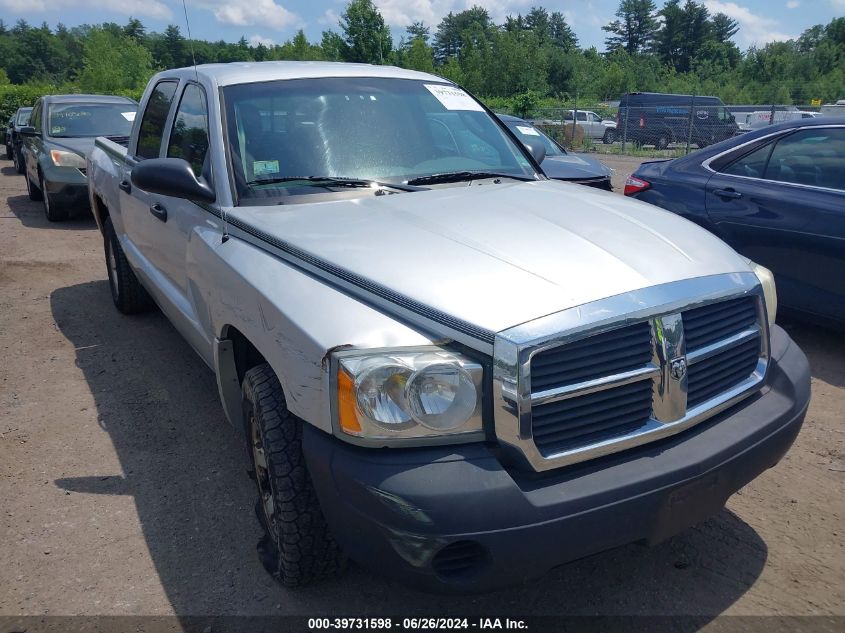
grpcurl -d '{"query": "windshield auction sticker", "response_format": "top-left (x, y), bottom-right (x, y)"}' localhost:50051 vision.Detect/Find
top-left (425, 84), bottom-right (484, 111)
top-left (516, 125), bottom-right (540, 136)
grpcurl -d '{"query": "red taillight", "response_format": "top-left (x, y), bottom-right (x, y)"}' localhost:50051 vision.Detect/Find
top-left (624, 176), bottom-right (651, 196)
top-left (639, 116), bottom-right (646, 128)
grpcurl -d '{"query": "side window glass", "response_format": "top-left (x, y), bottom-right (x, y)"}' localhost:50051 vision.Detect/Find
top-left (166, 84), bottom-right (210, 177)
top-left (764, 128), bottom-right (845, 190)
top-left (721, 143), bottom-right (774, 179)
top-left (136, 80), bottom-right (178, 159)
top-left (30, 103), bottom-right (42, 133)
top-left (576, 112), bottom-right (587, 122)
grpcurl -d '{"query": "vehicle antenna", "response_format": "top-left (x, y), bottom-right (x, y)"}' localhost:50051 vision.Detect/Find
top-left (181, 0), bottom-right (200, 83)
top-left (181, 0), bottom-right (229, 243)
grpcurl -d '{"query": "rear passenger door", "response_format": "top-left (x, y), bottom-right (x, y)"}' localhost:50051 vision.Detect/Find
top-left (705, 126), bottom-right (845, 322)
top-left (126, 80), bottom-right (215, 353)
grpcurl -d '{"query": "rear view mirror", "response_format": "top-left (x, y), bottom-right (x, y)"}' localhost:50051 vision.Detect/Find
top-left (523, 138), bottom-right (546, 165)
top-left (18, 126), bottom-right (36, 137)
top-left (131, 158), bottom-right (215, 203)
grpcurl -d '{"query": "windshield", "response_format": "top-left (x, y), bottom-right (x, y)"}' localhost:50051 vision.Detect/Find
top-left (16, 109), bottom-right (31, 125)
top-left (222, 77), bottom-right (536, 202)
top-left (48, 103), bottom-right (136, 138)
top-left (503, 121), bottom-right (564, 157)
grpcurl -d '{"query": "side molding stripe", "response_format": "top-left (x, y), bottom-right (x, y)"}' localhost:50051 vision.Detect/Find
top-left (198, 203), bottom-right (496, 354)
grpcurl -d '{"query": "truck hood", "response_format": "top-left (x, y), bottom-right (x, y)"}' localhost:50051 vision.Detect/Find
top-left (231, 180), bottom-right (751, 334)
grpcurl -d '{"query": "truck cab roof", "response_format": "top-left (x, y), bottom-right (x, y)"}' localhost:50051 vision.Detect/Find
top-left (156, 61), bottom-right (445, 88)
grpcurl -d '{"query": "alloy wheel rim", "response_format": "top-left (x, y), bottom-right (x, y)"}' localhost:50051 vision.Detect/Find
top-left (250, 413), bottom-right (277, 538)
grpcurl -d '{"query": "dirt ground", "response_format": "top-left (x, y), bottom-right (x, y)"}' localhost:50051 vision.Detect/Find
top-left (1, 161), bottom-right (843, 620)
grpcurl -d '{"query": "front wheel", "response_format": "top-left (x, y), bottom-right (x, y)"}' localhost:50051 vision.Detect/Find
top-left (103, 217), bottom-right (153, 313)
top-left (655, 133), bottom-right (671, 150)
top-left (13, 150), bottom-right (25, 174)
top-left (41, 175), bottom-right (69, 222)
top-left (4, 143), bottom-right (11, 160)
top-left (602, 129), bottom-right (616, 144)
top-left (243, 363), bottom-right (346, 586)
top-left (26, 172), bottom-right (43, 201)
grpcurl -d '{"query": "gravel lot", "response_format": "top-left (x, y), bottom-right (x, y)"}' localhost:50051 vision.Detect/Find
top-left (1, 161), bottom-right (843, 619)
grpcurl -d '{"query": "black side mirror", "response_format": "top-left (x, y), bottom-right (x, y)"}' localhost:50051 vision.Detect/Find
top-left (523, 138), bottom-right (546, 164)
top-left (131, 158), bottom-right (215, 203)
top-left (18, 126), bottom-right (36, 137)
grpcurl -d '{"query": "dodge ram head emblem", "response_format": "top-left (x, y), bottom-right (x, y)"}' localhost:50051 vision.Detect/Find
top-left (670, 357), bottom-right (688, 381)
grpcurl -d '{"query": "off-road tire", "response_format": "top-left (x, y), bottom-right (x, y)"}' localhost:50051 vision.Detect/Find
top-left (41, 174), bottom-right (69, 222)
top-left (243, 363), bottom-right (346, 587)
top-left (103, 217), bottom-right (153, 314)
top-left (26, 173), bottom-right (43, 201)
top-left (602, 129), bottom-right (616, 144)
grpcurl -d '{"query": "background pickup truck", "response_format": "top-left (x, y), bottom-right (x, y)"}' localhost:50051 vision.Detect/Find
top-left (87, 61), bottom-right (811, 593)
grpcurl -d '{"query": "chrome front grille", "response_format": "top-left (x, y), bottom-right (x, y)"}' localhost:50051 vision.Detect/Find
top-left (531, 322), bottom-right (653, 392)
top-left (532, 380), bottom-right (653, 456)
top-left (493, 274), bottom-right (769, 472)
top-left (683, 296), bottom-right (758, 350)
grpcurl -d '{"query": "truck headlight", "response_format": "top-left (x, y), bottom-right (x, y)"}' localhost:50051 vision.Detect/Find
top-left (334, 349), bottom-right (483, 443)
top-left (50, 149), bottom-right (86, 168)
top-left (747, 259), bottom-right (777, 326)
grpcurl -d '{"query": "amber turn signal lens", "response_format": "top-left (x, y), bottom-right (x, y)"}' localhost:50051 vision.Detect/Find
top-left (337, 367), bottom-right (363, 435)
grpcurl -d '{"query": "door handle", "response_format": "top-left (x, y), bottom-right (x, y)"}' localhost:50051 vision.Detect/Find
top-left (119, 180), bottom-right (131, 193)
top-left (713, 188), bottom-right (742, 199)
top-left (149, 202), bottom-right (167, 222)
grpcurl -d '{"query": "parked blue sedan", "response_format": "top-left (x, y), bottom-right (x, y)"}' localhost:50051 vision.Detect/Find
top-left (625, 118), bottom-right (844, 328)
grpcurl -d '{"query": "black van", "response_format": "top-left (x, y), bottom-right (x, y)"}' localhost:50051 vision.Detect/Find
top-left (617, 92), bottom-right (739, 149)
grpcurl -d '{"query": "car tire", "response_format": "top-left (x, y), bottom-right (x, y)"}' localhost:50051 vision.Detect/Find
top-left (243, 363), bottom-right (346, 587)
top-left (103, 216), bottom-right (153, 314)
top-left (602, 130), bottom-right (616, 144)
top-left (41, 174), bottom-right (69, 222)
top-left (13, 150), bottom-right (25, 174)
top-left (26, 173), bottom-right (43, 201)
top-left (655, 133), bottom-right (670, 150)
top-left (5, 143), bottom-right (11, 160)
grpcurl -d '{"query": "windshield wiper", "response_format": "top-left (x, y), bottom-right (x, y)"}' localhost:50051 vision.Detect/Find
top-left (406, 171), bottom-right (535, 186)
top-left (246, 175), bottom-right (425, 192)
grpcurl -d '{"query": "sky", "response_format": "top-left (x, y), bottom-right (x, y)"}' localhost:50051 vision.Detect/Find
top-left (0, 0), bottom-right (843, 50)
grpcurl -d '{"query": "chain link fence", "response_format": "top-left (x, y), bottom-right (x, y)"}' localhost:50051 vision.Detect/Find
top-left (525, 97), bottom-right (843, 158)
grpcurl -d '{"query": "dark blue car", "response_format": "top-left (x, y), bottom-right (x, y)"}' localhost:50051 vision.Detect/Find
top-left (625, 118), bottom-right (844, 328)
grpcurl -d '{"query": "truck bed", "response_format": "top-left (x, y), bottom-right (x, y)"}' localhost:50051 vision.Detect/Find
top-left (94, 135), bottom-right (129, 159)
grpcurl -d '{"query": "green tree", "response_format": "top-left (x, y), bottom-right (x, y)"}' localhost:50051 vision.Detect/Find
top-left (405, 21), bottom-right (429, 44)
top-left (602, 0), bottom-right (658, 55)
top-left (711, 13), bottom-right (739, 43)
top-left (433, 7), bottom-right (494, 64)
top-left (123, 18), bottom-right (146, 41)
top-left (320, 31), bottom-right (346, 61)
top-left (549, 11), bottom-right (578, 51)
top-left (404, 37), bottom-right (435, 73)
top-left (78, 27), bottom-right (154, 92)
top-left (274, 30), bottom-right (323, 61)
top-left (339, 0), bottom-right (392, 64)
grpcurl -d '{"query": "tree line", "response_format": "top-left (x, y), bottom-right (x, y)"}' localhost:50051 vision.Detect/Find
top-left (0, 0), bottom-right (843, 119)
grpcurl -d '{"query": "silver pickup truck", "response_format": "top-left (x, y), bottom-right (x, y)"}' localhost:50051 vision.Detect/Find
top-left (87, 62), bottom-right (811, 593)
